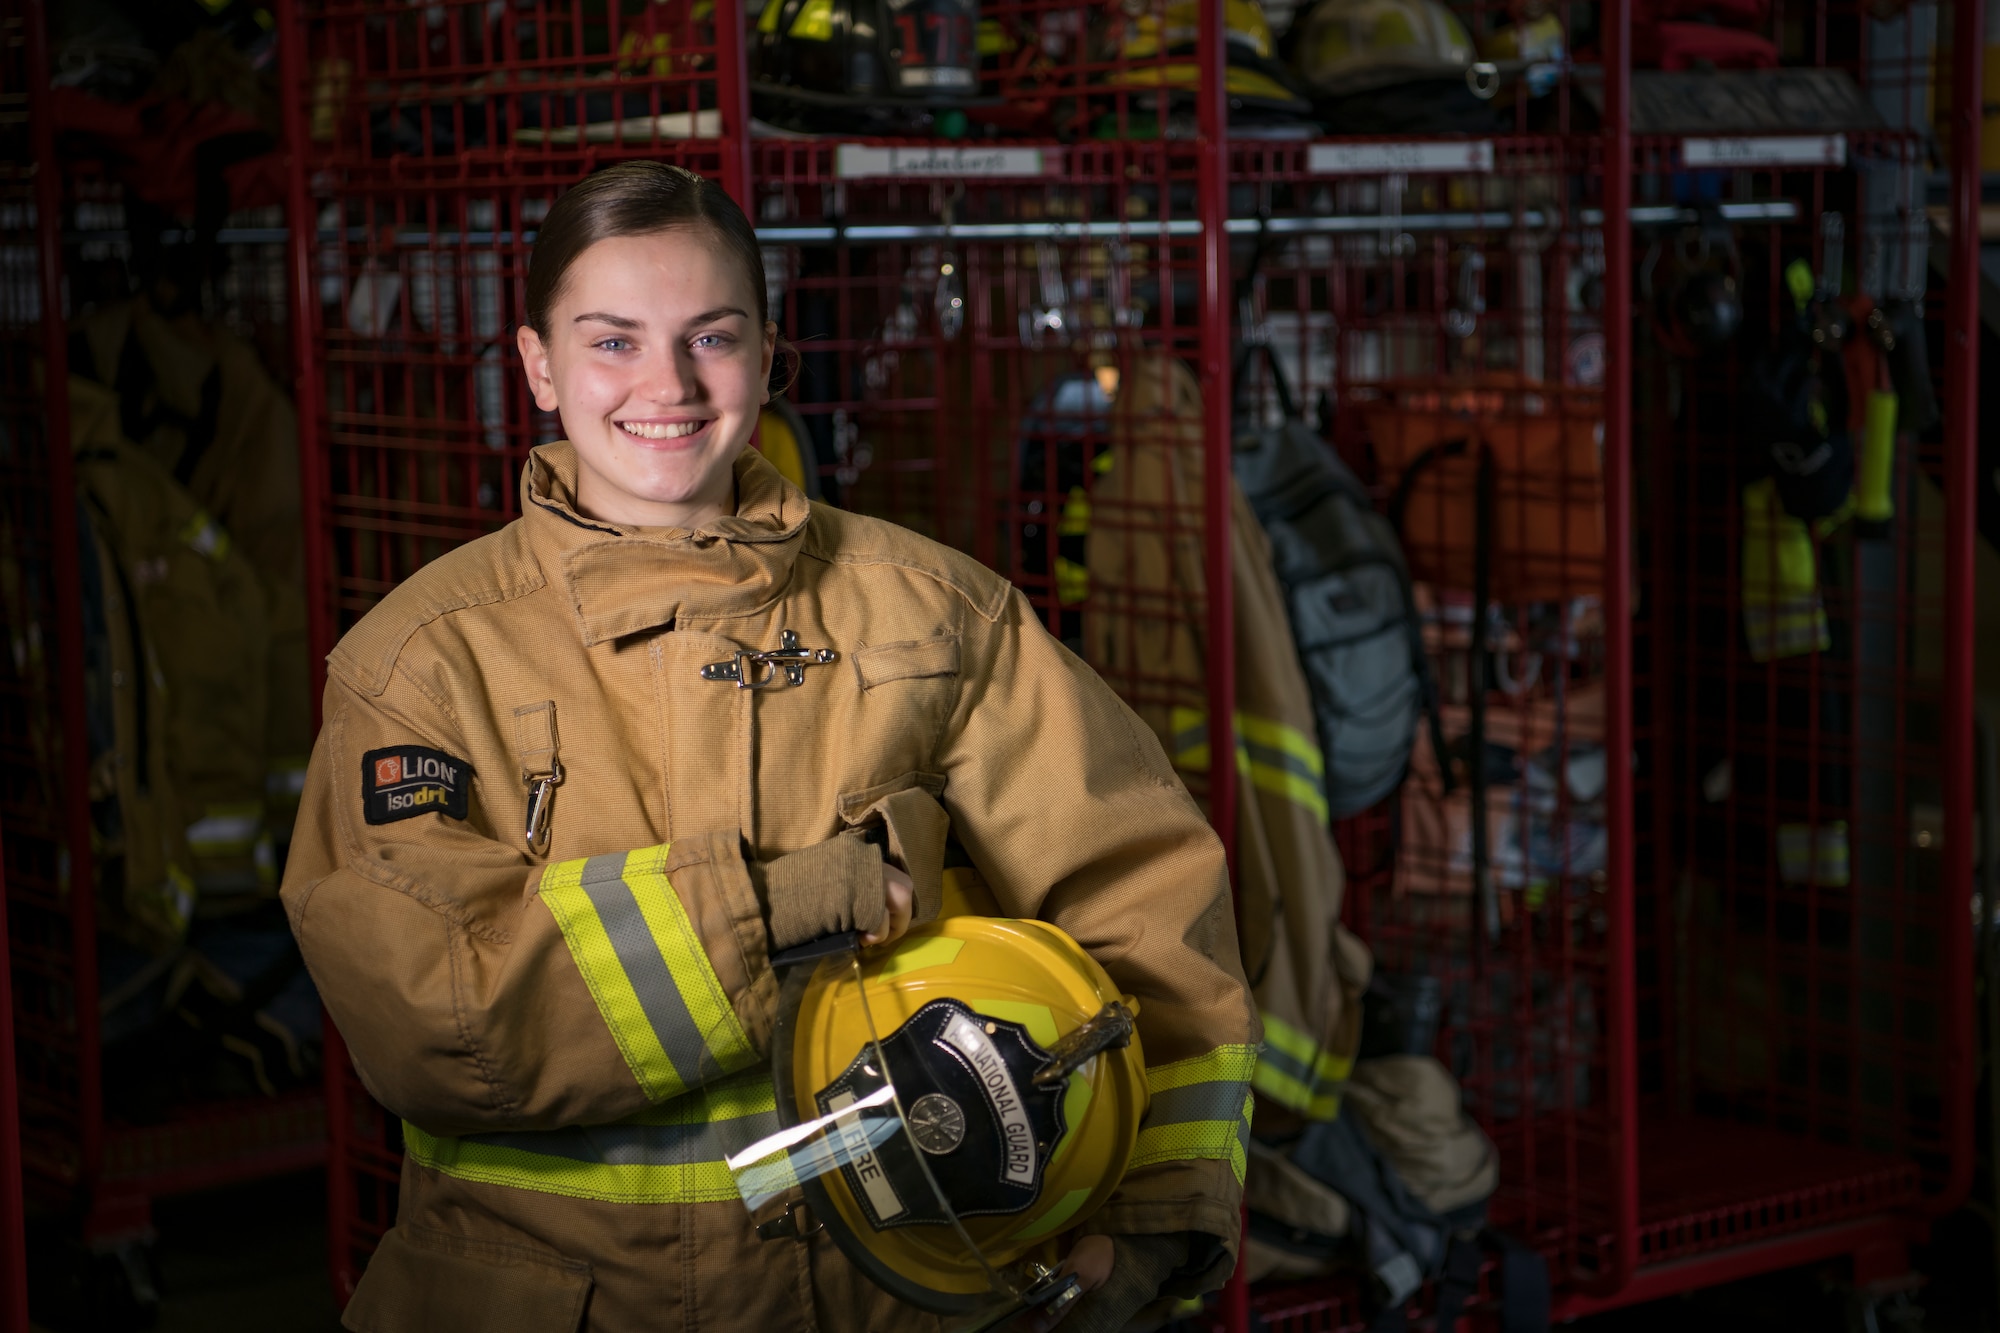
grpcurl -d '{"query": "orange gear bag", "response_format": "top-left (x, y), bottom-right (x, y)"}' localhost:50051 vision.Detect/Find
top-left (1365, 382), bottom-right (1605, 605)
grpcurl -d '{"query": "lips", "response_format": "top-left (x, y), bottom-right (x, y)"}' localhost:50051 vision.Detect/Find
top-left (617, 419), bottom-right (711, 441)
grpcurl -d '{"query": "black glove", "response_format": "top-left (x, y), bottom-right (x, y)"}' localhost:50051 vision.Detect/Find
top-left (1054, 1233), bottom-right (1190, 1333)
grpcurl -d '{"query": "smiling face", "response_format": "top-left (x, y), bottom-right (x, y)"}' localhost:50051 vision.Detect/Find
top-left (516, 227), bottom-right (778, 530)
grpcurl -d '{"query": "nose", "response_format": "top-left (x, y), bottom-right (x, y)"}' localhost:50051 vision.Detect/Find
top-left (636, 341), bottom-right (701, 405)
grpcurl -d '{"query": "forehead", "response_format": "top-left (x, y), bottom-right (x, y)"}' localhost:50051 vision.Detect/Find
top-left (556, 228), bottom-right (755, 317)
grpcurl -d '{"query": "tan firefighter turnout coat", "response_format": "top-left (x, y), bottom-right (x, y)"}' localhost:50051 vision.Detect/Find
top-left (281, 442), bottom-right (1258, 1333)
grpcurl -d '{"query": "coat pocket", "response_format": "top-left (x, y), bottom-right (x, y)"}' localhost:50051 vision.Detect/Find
top-left (341, 1224), bottom-right (591, 1333)
top-left (851, 636), bottom-right (960, 690)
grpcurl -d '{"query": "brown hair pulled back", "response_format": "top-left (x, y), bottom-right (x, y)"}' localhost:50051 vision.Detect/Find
top-left (524, 161), bottom-right (797, 393)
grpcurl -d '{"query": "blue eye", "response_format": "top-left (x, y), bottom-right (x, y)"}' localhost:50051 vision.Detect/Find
top-left (694, 333), bottom-right (734, 349)
top-left (594, 338), bottom-right (631, 352)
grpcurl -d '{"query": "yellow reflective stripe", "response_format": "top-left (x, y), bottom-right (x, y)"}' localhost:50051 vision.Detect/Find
top-left (1057, 485), bottom-right (1091, 536)
top-left (1133, 1045), bottom-right (1256, 1183)
top-left (1742, 479), bottom-right (1829, 662)
top-left (1253, 1059), bottom-right (1339, 1120)
top-left (179, 510), bottom-right (231, 560)
top-left (1131, 1089), bottom-right (1252, 1184)
top-left (1261, 1012), bottom-right (1352, 1085)
top-left (405, 1072), bottom-right (778, 1204)
top-left (266, 757), bottom-right (310, 804)
top-left (404, 1123), bottom-right (743, 1204)
top-left (186, 802), bottom-right (265, 856)
top-left (1234, 712), bottom-right (1324, 777)
top-left (1777, 821), bottom-right (1850, 887)
top-left (1145, 1043), bottom-right (1259, 1094)
top-left (1169, 708), bottom-right (1329, 823)
top-left (1244, 764), bottom-right (1330, 825)
top-left (1055, 556), bottom-right (1090, 606)
top-left (622, 845), bottom-right (759, 1077)
top-left (538, 846), bottom-right (758, 1103)
top-left (540, 857), bottom-right (678, 1098)
top-left (1253, 1013), bottom-right (1350, 1121)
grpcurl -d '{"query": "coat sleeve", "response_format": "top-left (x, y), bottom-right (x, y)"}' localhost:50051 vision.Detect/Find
top-left (934, 588), bottom-right (1259, 1288)
top-left (281, 672), bottom-right (880, 1138)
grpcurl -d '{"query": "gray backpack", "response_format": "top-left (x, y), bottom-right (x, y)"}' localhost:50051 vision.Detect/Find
top-left (1230, 345), bottom-right (1443, 820)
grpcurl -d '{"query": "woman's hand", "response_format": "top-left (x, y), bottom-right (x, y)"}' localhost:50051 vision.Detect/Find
top-left (859, 861), bottom-right (914, 948)
top-left (1020, 1236), bottom-right (1115, 1333)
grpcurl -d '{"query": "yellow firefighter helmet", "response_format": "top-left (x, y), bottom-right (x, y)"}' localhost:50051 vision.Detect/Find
top-left (1103, 0), bottom-right (1312, 113)
top-left (1291, 0), bottom-right (1477, 97)
top-left (756, 399), bottom-right (824, 501)
top-left (752, 913), bottom-right (1148, 1318)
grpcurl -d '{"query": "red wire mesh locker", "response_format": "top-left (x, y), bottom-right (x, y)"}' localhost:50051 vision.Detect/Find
top-left (1232, 6), bottom-right (1978, 1330)
top-left (1229, 129), bottom-right (1621, 1328)
top-left (0, 1), bottom-right (329, 1313)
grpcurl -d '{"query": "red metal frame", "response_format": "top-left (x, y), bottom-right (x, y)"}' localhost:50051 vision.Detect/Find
top-left (1597, 0), bottom-right (1639, 1298)
top-left (23, 0), bottom-right (101, 1205)
top-left (1193, 0), bottom-right (1241, 1320)
top-left (1938, 0), bottom-right (1983, 1225)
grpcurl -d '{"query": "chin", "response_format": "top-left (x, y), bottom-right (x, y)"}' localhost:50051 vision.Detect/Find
top-left (622, 456), bottom-right (733, 504)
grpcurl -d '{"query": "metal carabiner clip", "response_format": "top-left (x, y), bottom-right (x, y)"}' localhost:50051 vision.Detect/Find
top-left (524, 760), bottom-right (564, 854)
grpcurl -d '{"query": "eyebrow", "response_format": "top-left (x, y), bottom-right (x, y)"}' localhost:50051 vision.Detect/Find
top-left (685, 306), bottom-right (751, 326)
top-left (571, 307), bottom-right (750, 331)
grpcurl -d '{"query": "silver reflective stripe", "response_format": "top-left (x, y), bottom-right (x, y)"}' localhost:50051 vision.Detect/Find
top-left (1145, 1080), bottom-right (1254, 1128)
top-left (577, 851), bottom-right (715, 1085)
top-left (1243, 737), bottom-right (1324, 799)
top-left (469, 1109), bottom-right (782, 1168)
top-left (1247, 1040), bottom-right (1313, 1091)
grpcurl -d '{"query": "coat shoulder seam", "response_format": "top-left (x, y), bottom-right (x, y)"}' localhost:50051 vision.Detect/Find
top-left (800, 508), bottom-right (1010, 622)
top-left (327, 524), bottom-right (547, 698)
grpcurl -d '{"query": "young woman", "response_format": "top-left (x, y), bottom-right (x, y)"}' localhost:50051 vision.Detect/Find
top-left (282, 161), bottom-right (1256, 1333)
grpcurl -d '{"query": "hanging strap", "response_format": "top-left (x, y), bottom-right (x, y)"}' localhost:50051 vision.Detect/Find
top-left (1469, 443), bottom-right (1495, 951)
top-left (1231, 341), bottom-right (1301, 423)
top-left (1386, 438), bottom-right (1474, 801)
top-left (513, 700), bottom-right (563, 855)
top-left (1424, 1232), bottom-right (1487, 1333)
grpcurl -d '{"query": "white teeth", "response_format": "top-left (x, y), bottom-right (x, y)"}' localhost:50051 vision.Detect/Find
top-left (618, 420), bottom-right (704, 440)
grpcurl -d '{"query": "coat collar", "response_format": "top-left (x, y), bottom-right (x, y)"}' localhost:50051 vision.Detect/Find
top-left (522, 441), bottom-right (812, 646)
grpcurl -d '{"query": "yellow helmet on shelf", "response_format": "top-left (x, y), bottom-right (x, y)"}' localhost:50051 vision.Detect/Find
top-left (1102, 0), bottom-right (1313, 116)
top-left (756, 914), bottom-right (1148, 1317)
top-left (1291, 0), bottom-right (1477, 97)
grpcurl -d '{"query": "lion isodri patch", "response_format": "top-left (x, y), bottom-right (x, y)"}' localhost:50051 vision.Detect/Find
top-left (362, 745), bottom-right (473, 825)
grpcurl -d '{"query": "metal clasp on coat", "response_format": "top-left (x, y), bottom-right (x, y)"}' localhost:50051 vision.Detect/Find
top-left (524, 759), bottom-right (563, 854)
top-left (700, 630), bottom-right (837, 690)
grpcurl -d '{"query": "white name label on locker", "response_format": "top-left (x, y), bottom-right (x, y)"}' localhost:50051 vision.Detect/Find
top-left (834, 145), bottom-right (1050, 180)
top-left (1307, 141), bottom-right (1495, 174)
top-left (1681, 135), bottom-right (1846, 169)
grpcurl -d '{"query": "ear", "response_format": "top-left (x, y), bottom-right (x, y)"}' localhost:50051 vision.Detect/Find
top-left (759, 321), bottom-right (777, 405)
top-left (517, 324), bottom-right (560, 413)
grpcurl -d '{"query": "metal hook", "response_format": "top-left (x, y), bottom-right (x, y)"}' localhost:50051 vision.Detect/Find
top-left (1443, 250), bottom-right (1486, 339)
top-left (1379, 173), bottom-right (1415, 261)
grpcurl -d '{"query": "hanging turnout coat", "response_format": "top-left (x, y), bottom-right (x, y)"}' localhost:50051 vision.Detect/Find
top-left (1081, 355), bottom-right (1370, 1133)
top-left (281, 442), bottom-right (1258, 1333)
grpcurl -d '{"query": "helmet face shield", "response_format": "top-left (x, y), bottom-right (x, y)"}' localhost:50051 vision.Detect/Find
top-left (727, 916), bottom-right (1147, 1329)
